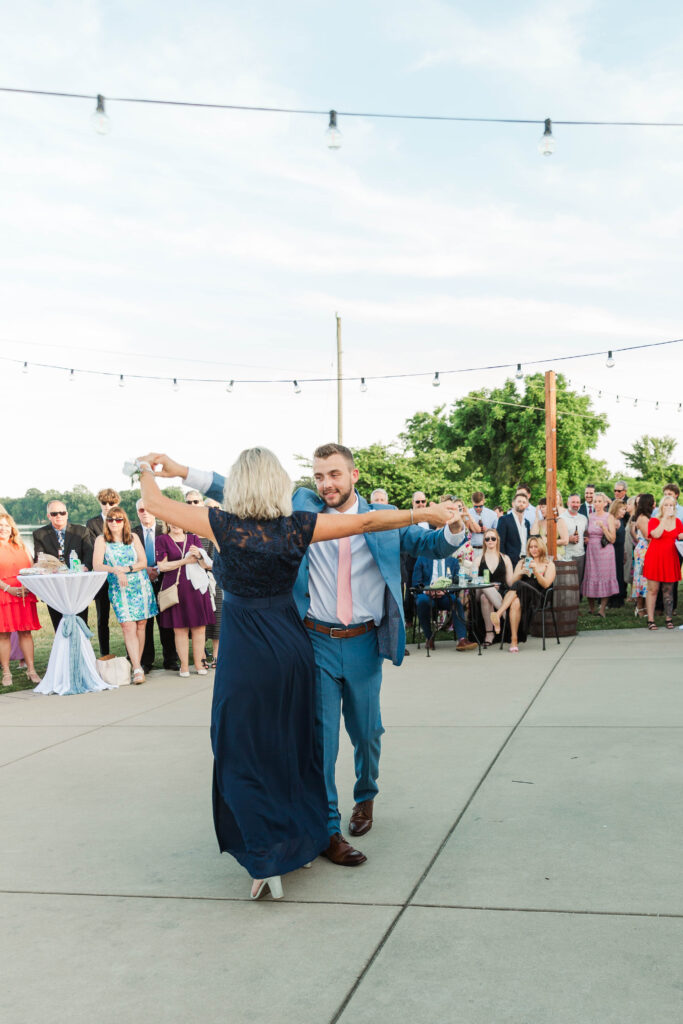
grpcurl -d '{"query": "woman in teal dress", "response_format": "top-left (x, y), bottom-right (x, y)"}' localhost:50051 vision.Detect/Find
top-left (93, 506), bottom-right (158, 684)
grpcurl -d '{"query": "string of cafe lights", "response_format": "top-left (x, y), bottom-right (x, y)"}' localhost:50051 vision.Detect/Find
top-left (5, 85), bottom-right (683, 154)
top-left (3, 336), bottom-right (682, 414)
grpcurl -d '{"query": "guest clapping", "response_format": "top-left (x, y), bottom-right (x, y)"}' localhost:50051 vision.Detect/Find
top-left (93, 507), bottom-right (158, 684)
top-left (0, 508), bottom-right (41, 687)
top-left (582, 492), bottom-right (618, 617)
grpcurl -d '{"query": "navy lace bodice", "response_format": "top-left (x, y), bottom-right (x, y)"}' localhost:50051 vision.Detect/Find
top-left (208, 507), bottom-right (317, 598)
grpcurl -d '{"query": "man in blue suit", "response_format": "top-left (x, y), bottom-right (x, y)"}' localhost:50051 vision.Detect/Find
top-left (412, 555), bottom-right (474, 651)
top-left (149, 446), bottom-right (467, 867)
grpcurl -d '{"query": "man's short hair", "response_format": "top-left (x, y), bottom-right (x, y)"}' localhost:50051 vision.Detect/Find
top-left (664, 482), bottom-right (680, 497)
top-left (517, 483), bottom-right (531, 496)
top-left (370, 488), bottom-right (388, 503)
top-left (568, 493), bottom-right (580, 501)
top-left (471, 491), bottom-right (485, 504)
top-left (135, 498), bottom-right (145, 511)
top-left (313, 443), bottom-right (355, 467)
top-left (46, 499), bottom-right (67, 513)
top-left (585, 483), bottom-right (595, 489)
top-left (513, 490), bottom-right (528, 500)
top-left (97, 487), bottom-right (120, 504)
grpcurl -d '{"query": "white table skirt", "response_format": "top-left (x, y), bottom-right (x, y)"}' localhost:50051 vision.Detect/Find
top-left (19, 572), bottom-right (116, 696)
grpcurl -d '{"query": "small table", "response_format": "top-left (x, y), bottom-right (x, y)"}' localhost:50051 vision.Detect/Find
top-left (423, 581), bottom-right (500, 656)
top-left (19, 572), bottom-right (117, 696)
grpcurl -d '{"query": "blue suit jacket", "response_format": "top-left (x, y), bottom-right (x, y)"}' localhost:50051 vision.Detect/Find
top-left (203, 472), bottom-right (465, 666)
top-left (496, 512), bottom-right (530, 565)
top-left (412, 555), bottom-right (459, 590)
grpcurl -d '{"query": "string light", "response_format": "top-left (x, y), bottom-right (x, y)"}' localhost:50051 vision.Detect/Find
top-left (22, 361), bottom-right (28, 374)
top-left (68, 369), bottom-right (75, 383)
top-left (172, 378), bottom-right (179, 391)
top-left (118, 374), bottom-right (125, 388)
top-left (538, 117), bottom-right (555, 156)
top-left (432, 372), bottom-right (441, 388)
top-left (360, 377), bottom-right (368, 392)
top-left (515, 363), bottom-right (523, 380)
top-left (678, 403), bottom-right (682, 413)
top-left (634, 398), bottom-right (638, 407)
top-left (226, 379), bottom-right (234, 392)
top-left (91, 94), bottom-right (110, 135)
top-left (293, 380), bottom-right (301, 394)
top-left (606, 350), bottom-right (615, 368)
top-left (326, 110), bottom-right (342, 149)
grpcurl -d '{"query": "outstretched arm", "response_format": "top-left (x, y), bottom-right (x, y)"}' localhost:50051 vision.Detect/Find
top-left (311, 503), bottom-right (456, 543)
top-left (137, 461), bottom-right (216, 542)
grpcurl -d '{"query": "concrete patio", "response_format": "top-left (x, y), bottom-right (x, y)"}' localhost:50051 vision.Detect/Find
top-left (1, 628), bottom-right (681, 1023)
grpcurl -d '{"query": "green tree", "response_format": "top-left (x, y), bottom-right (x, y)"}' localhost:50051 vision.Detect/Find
top-left (620, 435), bottom-right (678, 485)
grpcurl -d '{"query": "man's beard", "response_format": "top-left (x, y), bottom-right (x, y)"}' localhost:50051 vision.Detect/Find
top-left (320, 483), bottom-right (354, 508)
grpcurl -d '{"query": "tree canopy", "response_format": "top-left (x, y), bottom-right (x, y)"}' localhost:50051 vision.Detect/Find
top-left (620, 435), bottom-right (678, 486)
top-left (0, 485), bottom-right (185, 525)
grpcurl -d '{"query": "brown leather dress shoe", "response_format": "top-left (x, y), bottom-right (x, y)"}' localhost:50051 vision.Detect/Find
top-left (349, 799), bottom-right (374, 837)
top-left (321, 833), bottom-right (367, 866)
top-left (425, 635), bottom-right (435, 651)
top-left (455, 638), bottom-right (477, 651)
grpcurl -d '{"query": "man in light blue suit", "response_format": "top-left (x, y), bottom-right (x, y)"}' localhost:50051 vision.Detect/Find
top-left (149, 446), bottom-right (467, 867)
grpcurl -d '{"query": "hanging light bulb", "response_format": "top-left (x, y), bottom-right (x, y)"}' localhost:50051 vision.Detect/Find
top-left (172, 378), bottom-right (180, 392)
top-left (118, 374), bottom-right (125, 388)
top-left (633, 398), bottom-right (638, 408)
top-left (68, 369), bottom-right (75, 383)
top-left (616, 395), bottom-right (620, 403)
top-left (22, 361), bottom-right (28, 374)
top-left (91, 94), bottom-right (111, 135)
top-left (655, 401), bottom-right (659, 410)
top-left (432, 372), bottom-right (441, 388)
top-left (678, 403), bottom-right (682, 413)
top-left (538, 117), bottom-right (555, 156)
top-left (598, 390), bottom-right (602, 399)
top-left (293, 380), bottom-right (302, 394)
top-left (515, 363), bottom-right (523, 380)
top-left (606, 350), bottom-right (615, 368)
top-left (360, 377), bottom-right (368, 393)
top-left (326, 110), bottom-right (342, 149)
top-left (226, 379), bottom-right (234, 393)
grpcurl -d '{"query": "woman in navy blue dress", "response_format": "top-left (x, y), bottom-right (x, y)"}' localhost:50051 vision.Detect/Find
top-left (137, 449), bottom-right (456, 900)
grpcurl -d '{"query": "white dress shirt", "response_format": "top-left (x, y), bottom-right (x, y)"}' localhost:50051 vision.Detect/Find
top-left (560, 511), bottom-right (587, 558)
top-left (468, 506), bottom-right (498, 548)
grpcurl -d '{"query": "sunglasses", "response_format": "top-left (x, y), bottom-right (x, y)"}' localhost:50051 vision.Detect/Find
top-left (107, 517), bottom-right (125, 523)
top-left (185, 499), bottom-right (202, 505)
top-left (414, 500), bottom-right (427, 505)
top-left (473, 504), bottom-right (484, 509)
top-left (48, 511), bottom-right (67, 517)
top-left (484, 536), bottom-right (497, 542)
top-left (101, 501), bottom-right (117, 507)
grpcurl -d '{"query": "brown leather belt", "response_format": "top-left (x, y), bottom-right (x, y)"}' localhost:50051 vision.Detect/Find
top-left (304, 618), bottom-right (375, 640)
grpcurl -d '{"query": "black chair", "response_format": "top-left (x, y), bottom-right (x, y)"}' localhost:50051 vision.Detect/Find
top-left (410, 587), bottom-right (455, 657)
top-left (498, 581), bottom-right (560, 651)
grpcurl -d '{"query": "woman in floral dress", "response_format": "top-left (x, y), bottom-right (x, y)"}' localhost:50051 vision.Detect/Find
top-left (631, 493), bottom-right (654, 618)
top-left (93, 506), bottom-right (157, 684)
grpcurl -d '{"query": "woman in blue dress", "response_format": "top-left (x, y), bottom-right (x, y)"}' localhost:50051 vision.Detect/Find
top-left (137, 449), bottom-right (455, 900)
top-left (93, 506), bottom-right (158, 685)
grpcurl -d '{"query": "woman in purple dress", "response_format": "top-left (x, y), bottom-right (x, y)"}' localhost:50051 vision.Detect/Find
top-left (156, 522), bottom-right (215, 676)
top-left (582, 492), bottom-right (618, 617)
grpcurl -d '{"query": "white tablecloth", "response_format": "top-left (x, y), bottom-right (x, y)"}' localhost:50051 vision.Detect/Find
top-left (19, 572), bottom-right (115, 696)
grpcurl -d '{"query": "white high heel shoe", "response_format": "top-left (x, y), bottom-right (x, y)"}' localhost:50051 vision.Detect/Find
top-left (250, 876), bottom-right (283, 900)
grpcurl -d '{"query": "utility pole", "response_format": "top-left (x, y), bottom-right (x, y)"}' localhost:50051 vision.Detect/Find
top-left (336, 312), bottom-right (343, 444)
top-left (545, 370), bottom-right (557, 560)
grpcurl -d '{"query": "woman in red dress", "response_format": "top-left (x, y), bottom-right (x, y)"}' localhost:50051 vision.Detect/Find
top-left (643, 494), bottom-right (683, 630)
top-left (0, 508), bottom-right (41, 686)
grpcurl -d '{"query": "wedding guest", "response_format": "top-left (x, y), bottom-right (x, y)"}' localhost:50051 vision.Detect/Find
top-left (33, 500), bottom-right (92, 631)
top-left (412, 555), bottom-right (475, 651)
top-left (608, 499), bottom-right (628, 608)
top-left (631, 493), bottom-right (654, 619)
top-left (624, 495), bottom-right (638, 591)
top-left (516, 483), bottom-right (536, 527)
top-left (86, 487), bottom-right (121, 656)
top-left (475, 528), bottom-right (513, 647)
top-left (202, 498), bottom-right (223, 668)
top-left (560, 495), bottom-right (588, 589)
top-left (468, 492), bottom-right (498, 564)
top-left (530, 497), bottom-right (569, 558)
top-left (613, 481), bottom-right (628, 504)
top-left (0, 509), bottom-right (41, 687)
top-left (133, 499), bottom-right (180, 673)
top-left (137, 448), bottom-right (460, 901)
top-left (579, 485), bottom-right (595, 520)
top-left (490, 536), bottom-right (556, 652)
top-left (402, 490), bottom-right (430, 628)
top-left (582, 492), bottom-right (618, 617)
top-left (370, 488), bottom-right (389, 504)
top-left (643, 493), bottom-right (683, 630)
top-left (497, 491), bottom-right (531, 564)
top-left (156, 521), bottom-right (215, 677)
top-left (93, 506), bottom-right (157, 684)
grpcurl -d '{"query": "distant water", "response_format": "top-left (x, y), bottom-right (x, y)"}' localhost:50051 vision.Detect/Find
top-left (18, 527), bottom-right (36, 557)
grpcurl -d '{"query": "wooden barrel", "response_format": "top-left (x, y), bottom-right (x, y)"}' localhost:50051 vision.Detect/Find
top-left (529, 559), bottom-right (580, 638)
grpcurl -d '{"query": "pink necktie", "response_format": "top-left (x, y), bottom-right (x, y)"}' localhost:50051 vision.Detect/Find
top-left (336, 537), bottom-right (353, 625)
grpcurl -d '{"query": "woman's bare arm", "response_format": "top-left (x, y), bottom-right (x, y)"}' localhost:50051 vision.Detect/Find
top-left (310, 504), bottom-right (457, 543)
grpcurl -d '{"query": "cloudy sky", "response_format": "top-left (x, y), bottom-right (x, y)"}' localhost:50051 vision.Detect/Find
top-left (1, 0), bottom-right (682, 499)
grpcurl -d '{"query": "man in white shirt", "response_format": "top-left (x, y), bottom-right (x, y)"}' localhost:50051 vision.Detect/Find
top-left (468, 491), bottom-right (498, 564)
top-left (560, 494), bottom-right (588, 589)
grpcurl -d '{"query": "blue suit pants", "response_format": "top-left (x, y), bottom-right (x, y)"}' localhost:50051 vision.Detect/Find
top-left (308, 625), bottom-right (384, 836)
top-left (415, 593), bottom-right (466, 641)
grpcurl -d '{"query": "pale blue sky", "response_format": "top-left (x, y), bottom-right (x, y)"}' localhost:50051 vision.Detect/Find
top-left (1, 1), bottom-right (682, 495)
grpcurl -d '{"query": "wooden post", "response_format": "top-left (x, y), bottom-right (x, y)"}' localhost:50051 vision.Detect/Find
top-left (336, 313), bottom-right (343, 444)
top-left (545, 370), bottom-right (557, 560)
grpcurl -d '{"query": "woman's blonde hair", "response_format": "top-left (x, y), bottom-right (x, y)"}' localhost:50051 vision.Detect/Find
top-left (482, 527), bottom-right (501, 556)
top-left (0, 510), bottom-right (24, 548)
top-left (593, 492), bottom-right (609, 507)
top-left (609, 498), bottom-right (626, 518)
top-left (224, 447), bottom-right (293, 520)
top-left (527, 535), bottom-right (549, 561)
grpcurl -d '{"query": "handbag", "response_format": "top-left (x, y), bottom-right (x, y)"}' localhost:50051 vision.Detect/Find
top-left (600, 534), bottom-right (611, 548)
top-left (158, 536), bottom-right (187, 612)
top-left (96, 654), bottom-right (131, 686)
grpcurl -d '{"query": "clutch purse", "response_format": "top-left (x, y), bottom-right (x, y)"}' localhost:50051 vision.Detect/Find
top-left (158, 536), bottom-right (187, 612)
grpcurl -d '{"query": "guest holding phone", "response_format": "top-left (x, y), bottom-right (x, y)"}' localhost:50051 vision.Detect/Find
top-left (643, 494), bottom-right (683, 630)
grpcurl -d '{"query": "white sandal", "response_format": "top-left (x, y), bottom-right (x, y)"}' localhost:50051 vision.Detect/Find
top-left (132, 668), bottom-right (146, 685)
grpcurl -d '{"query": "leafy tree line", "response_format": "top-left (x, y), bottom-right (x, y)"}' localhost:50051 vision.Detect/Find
top-left (297, 374), bottom-right (680, 508)
top-left (0, 484), bottom-right (185, 525)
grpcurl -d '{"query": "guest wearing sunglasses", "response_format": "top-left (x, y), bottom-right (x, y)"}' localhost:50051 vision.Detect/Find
top-left (92, 507), bottom-right (158, 684)
top-left (86, 487), bottom-right (121, 657)
top-left (475, 529), bottom-right (514, 647)
top-left (33, 500), bottom-right (93, 631)
top-left (184, 490), bottom-right (204, 505)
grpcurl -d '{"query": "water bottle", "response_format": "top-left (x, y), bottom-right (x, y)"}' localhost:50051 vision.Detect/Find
top-left (69, 550), bottom-right (81, 573)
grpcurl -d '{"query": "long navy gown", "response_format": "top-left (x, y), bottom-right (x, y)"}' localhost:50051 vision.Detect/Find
top-left (207, 506), bottom-right (329, 878)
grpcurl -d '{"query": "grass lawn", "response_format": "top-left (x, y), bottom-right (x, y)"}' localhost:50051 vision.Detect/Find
top-left (2, 594), bottom-right (680, 696)
top-left (1, 604), bottom-right (213, 695)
